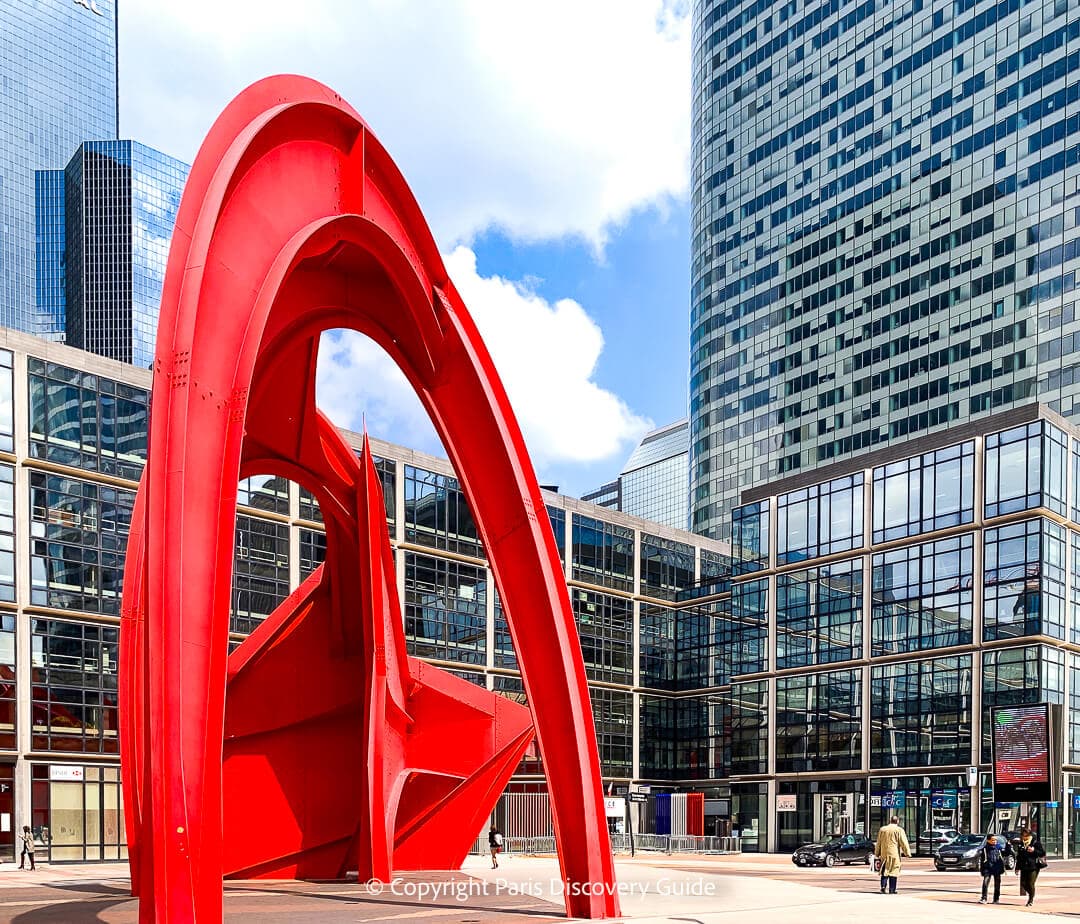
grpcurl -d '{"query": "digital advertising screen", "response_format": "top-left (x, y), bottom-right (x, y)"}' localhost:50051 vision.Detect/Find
top-left (991, 703), bottom-right (1052, 803)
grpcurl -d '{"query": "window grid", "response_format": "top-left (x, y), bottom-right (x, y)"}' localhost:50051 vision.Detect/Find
top-left (776, 557), bottom-right (862, 668)
top-left (731, 500), bottom-right (769, 574)
top-left (0, 613), bottom-right (13, 749)
top-left (404, 465), bottom-right (480, 558)
top-left (777, 473), bottom-right (864, 564)
top-left (571, 514), bottom-right (634, 592)
top-left (983, 518), bottom-right (1066, 641)
top-left (231, 514), bottom-right (290, 635)
top-left (872, 440), bottom-right (975, 542)
top-left (31, 618), bottom-right (118, 754)
top-left (981, 645), bottom-right (1064, 761)
top-left (30, 471), bottom-right (132, 615)
top-left (871, 534), bottom-right (974, 656)
top-left (572, 589), bottom-right (633, 684)
top-left (639, 533), bottom-right (695, 600)
top-left (28, 358), bottom-right (148, 481)
top-left (590, 686), bottom-right (632, 776)
top-left (870, 655), bottom-right (972, 769)
top-left (404, 552), bottom-right (486, 665)
top-left (775, 669), bottom-right (862, 773)
top-left (985, 422), bottom-right (1067, 519)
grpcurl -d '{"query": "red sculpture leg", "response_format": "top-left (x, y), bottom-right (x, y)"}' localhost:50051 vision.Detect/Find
top-left (120, 74), bottom-right (619, 923)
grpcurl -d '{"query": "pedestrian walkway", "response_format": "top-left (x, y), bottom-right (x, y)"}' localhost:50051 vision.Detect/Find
top-left (0, 855), bottom-right (1075, 922)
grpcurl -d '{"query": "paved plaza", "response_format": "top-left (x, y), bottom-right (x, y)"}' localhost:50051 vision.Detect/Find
top-left (0, 853), bottom-right (1078, 923)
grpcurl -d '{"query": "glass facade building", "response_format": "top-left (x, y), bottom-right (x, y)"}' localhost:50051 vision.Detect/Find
top-left (0, 327), bottom-right (734, 863)
top-left (723, 403), bottom-right (1080, 856)
top-left (5, 334), bottom-right (1080, 858)
top-left (691, 0), bottom-right (1080, 541)
top-left (37, 141), bottom-right (189, 368)
top-left (0, 0), bottom-right (117, 337)
top-left (582, 419), bottom-right (690, 530)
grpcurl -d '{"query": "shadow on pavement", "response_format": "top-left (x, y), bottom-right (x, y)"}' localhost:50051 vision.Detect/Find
top-left (10, 897), bottom-right (133, 924)
top-left (225, 883), bottom-right (564, 919)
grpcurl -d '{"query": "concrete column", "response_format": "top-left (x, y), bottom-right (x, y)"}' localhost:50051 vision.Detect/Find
top-left (287, 480), bottom-right (301, 593)
top-left (485, 564), bottom-right (495, 675)
top-left (767, 778), bottom-right (778, 853)
top-left (632, 692), bottom-right (641, 781)
top-left (971, 434), bottom-right (986, 834)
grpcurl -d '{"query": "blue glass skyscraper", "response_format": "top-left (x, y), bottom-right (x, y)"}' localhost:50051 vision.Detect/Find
top-left (0, 0), bottom-right (117, 336)
top-left (38, 141), bottom-right (189, 369)
top-left (690, 0), bottom-right (1080, 541)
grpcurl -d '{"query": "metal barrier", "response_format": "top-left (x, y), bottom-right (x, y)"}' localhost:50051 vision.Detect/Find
top-left (632, 834), bottom-right (673, 852)
top-left (471, 834), bottom-right (742, 856)
top-left (667, 835), bottom-right (742, 854)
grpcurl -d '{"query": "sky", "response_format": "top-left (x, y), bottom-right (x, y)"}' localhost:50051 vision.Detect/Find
top-left (118, 0), bottom-right (692, 496)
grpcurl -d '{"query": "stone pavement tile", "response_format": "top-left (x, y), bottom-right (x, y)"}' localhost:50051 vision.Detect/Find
top-left (0, 855), bottom-right (1076, 923)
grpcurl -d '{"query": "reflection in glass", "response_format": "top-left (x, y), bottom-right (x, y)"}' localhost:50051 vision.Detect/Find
top-left (776, 558), bottom-right (862, 668)
top-left (872, 534), bottom-right (973, 655)
top-left (985, 422), bottom-right (1067, 518)
top-left (873, 441), bottom-right (974, 542)
top-left (983, 519), bottom-right (1066, 641)
top-left (870, 655), bottom-right (972, 768)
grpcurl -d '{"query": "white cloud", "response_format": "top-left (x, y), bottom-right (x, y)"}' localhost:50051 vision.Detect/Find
top-left (315, 331), bottom-right (439, 454)
top-left (444, 246), bottom-right (651, 465)
top-left (119, 0), bottom-right (689, 250)
top-left (314, 247), bottom-right (651, 468)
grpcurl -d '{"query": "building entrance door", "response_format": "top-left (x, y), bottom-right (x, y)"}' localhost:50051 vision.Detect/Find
top-left (816, 793), bottom-right (854, 840)
top-left (0, 764), bottom-right (12, 862)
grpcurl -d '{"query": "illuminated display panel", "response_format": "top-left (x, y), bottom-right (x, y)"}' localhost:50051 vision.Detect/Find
top-left (991, 703), bottom-right (1052, 803)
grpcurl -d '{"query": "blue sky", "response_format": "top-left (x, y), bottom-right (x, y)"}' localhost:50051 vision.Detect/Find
top-left (119, 0), bottom-right (691, 497)
top-left (468, 205), bottom-right (690, 492)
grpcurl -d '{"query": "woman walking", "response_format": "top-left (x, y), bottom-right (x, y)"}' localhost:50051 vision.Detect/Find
top-left (18, 825), bottom-right (35, 870)
top-left (488, 825), bottom-right (504, 869)
top-left (1014, 827), bottom-right (1046, 906)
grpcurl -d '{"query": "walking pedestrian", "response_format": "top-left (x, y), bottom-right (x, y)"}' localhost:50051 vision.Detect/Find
top-left (1013, 827), bottom-right (1046, 906)
top-left (978, 834), bottom-right (1005, 903)
top-left (18, 825), bottom-right (35, 870)
top-left (874, 815), bottom-right (911, 894)
top-left (488, 825), bottom-right (503, 870)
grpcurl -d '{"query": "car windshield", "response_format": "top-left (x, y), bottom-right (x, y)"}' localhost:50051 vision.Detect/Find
top-left (825, 836), bottom-right (847, 844)
top-left (952, 834), bottom-right (983, 846)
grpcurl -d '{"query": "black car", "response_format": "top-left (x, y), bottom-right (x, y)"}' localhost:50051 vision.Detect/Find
top-left (792, 834), bottom-right (875, 867)
top-left (934, 833), bottom-right (1016, 872)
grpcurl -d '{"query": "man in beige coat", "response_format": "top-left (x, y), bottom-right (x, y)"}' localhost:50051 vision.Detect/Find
top-left (875, 816), bottom-right (912, 894)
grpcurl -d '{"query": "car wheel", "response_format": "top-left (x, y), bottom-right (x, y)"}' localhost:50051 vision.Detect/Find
top-left (824, 854), bottom-right (836, 868)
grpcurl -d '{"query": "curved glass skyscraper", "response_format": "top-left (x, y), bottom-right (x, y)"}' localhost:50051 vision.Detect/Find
top-left (690, 0), bottom-right (1080, 540)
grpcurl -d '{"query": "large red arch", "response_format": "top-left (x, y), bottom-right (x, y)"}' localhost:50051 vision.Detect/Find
top-left (119, 75), bottom-right (619, 922)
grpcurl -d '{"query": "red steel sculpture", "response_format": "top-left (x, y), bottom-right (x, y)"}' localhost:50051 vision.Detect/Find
top-left (119, 75), bottom-right (619, 922)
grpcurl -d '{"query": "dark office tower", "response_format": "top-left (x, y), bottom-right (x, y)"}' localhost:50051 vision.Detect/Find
top-left (690, 0), bottom-right (1080, 541)
top-left (41, 142), bottom-right (189, 368)
top-left (0, 0), bottom-right (118, 337)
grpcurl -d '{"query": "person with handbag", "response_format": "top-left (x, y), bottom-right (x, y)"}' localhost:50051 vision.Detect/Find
top-left (978, 834), bottom-right (1006, 903)
top-left (1013, 827), bottom-right (1047, 906)
top-left (17, 825), bottom-right (35, 870)
top-left (874, 816), bottom-right (911, 894)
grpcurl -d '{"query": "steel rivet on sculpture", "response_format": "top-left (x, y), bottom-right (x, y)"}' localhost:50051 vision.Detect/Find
top-left (119, 75), bottom-right (619, 922)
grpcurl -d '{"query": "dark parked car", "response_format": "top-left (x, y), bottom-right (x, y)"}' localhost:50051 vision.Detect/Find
top-left (934, 833), bottom-right (1016, 871)
top-left (792, 833), bottom-right (875, 867)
